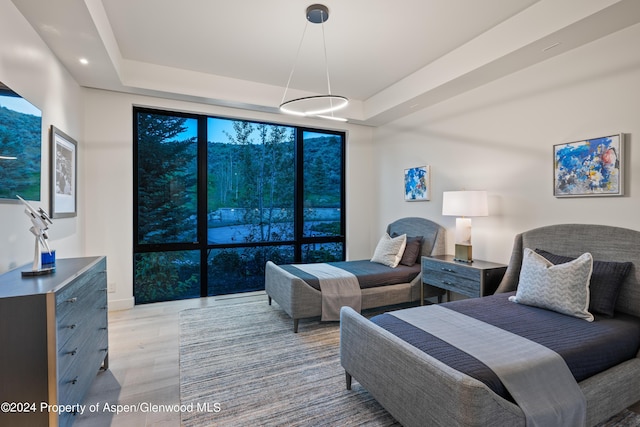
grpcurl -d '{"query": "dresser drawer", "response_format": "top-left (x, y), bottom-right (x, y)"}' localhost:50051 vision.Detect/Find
top-left (57, 285), bottom-right (107, 348)
top-left (56, 263), bottom-right (106, 311)
top-left (58, 322), bottom-right (108, 403)
top-left (57, 307), bottom-right (108, 382)
top-left (56, 259), bottom-right (107, 345)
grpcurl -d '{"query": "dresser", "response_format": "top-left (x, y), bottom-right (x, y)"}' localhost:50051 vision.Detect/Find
top-left (0, 257), bottom-right (108, 427)
top-left (421, 255), bottom-right (507, 300)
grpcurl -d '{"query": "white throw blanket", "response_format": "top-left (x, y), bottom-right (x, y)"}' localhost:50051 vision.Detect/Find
top-left (293, 263), bottom-right (361, 321)
top-left (391, 305), bottom-right (586, 427)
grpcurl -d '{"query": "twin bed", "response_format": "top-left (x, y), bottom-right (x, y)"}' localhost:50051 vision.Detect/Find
top-left (340, 224), bottom-right (640, 426)
top-left (265, 217), bottom-right (447, 332)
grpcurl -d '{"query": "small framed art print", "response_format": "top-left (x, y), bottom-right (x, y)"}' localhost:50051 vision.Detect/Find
top-left (404, 165), bottom-right (430, 201)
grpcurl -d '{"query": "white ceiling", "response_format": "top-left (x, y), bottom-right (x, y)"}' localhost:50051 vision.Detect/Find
top-left (10, 0), bottom-right (640, 125)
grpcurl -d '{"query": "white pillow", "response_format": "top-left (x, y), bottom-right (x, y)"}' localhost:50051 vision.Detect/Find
top-left (509, 248), bottom-right (594, 321)
top-left (371, 233), bottom-right (407, 268)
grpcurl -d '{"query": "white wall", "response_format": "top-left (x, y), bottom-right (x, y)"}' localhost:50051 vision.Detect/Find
top-left (374, 23), bottom-right (640, 265)
top-left (82, 89), bottom-right (375, 309)
top-left (0, 0), bottom-right (84, 273)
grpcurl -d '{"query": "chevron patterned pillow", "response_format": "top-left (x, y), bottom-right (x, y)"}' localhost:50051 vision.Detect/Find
top-left (509, 248), bottom-right (594, 321)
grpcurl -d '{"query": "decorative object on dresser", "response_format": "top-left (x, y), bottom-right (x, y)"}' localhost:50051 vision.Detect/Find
top-left (553, 133), bottom-right (624, 197)
top-left (421, 255), bottom-right (507, 301)
top-left (0, 257), bottom-right (108, 427)
top-left (404, 166), bottom-right (430, 201)
top-left (441, 190), bottom-right (488, 262)
top-left (17, 194), bottom-right (54, 276)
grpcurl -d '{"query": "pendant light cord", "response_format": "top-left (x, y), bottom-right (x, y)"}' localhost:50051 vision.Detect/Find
top-left (280, 21), bottom-right (309, 106)
top-left (319, 10), bottom-right (336, 113)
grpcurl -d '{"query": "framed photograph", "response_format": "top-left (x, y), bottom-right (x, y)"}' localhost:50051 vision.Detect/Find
top-left (404, 165), bottom-right (430, 201)
top-left (553, 134), bottom-right (624, 198)
top-left (50, 126), bottom-right (77, 217)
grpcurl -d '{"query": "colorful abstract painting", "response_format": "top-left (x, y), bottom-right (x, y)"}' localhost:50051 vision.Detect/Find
top-left (553, 134), bottom-right (623, 197)
top-left (404, 165), bottom-right (430, 201)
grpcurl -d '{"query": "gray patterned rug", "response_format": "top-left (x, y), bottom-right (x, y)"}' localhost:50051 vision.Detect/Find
top-left (179, 300), bottom-right (640, 426)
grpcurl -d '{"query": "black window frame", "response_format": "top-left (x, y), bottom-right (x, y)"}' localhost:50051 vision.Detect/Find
top-left (133, 106), bottom-right (346, 302)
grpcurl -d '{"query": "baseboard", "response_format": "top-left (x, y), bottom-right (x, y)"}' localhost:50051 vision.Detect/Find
top-left (107, 296), bottom-right (135, 311)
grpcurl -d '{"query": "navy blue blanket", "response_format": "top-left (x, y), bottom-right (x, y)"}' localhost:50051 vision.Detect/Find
top-left (279, 260), bottom-right (421, 291)
top-left (371, 292), bottom-right (640, 401)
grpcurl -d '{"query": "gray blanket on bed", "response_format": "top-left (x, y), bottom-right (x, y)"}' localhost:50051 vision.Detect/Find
top-left (391, 305), bottom-right (586, 427)
top-left (292, 263), bottom-right (361, 321)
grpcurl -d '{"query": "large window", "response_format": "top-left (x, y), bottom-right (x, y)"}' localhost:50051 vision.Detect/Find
top-left (133, 108), bottom-right (345, 304)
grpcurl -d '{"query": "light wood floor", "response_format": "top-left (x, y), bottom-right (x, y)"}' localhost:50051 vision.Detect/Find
top-left (74, 291), bottom-right (640, 427)
top-left (74, 291), bottom-right (266, 427)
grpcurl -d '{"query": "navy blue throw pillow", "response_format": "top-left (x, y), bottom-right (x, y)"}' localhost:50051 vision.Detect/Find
top-left (535, 249), bottom-right (632, 318)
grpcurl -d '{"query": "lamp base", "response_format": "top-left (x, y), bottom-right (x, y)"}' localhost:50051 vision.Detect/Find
top-left (454, 244), bottom-right (473, 263)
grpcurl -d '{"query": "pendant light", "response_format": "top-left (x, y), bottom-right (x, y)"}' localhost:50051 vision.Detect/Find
top-left (279, 4), bottom-right (348, 121)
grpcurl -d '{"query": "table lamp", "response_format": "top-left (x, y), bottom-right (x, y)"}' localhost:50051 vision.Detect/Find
top-left (442, 190), bottom-right (488, 263)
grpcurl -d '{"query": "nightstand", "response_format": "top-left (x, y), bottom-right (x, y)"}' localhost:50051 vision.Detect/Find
top-left (421, 255), bottom-right (507, 303)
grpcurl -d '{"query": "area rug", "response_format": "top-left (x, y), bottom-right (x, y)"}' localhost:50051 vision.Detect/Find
top-left (179, 301), bottom-right (640, 427)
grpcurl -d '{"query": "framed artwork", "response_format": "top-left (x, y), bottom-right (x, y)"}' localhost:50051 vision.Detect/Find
top-left (0, 80), bottom-right (43, 202)
top-left (553, 134), bottom-right (624, 198)
top-left (50, 126), bottom-right (77, 217)
top-left (404, 165), bottom-right (430, 201)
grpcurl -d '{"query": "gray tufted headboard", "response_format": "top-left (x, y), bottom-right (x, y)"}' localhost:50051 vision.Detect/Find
top-left (495, 224), bottom-right (640, 318)
top-left (386, 217), bottom-right (446, 258)
top-left (386, 217), bottom-right (447, 300)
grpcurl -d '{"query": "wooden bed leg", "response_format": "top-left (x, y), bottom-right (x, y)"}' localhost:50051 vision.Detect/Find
top-left (345, 372), bottom-right (352, 390)
top-left (293, 319), bottom-right (299, 333)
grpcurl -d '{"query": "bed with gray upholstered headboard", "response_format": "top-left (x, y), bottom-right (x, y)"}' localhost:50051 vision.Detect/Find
top-left (341, 224), bottom-right (640, 427)
top-left (265, 217), bottom-right (446, 332)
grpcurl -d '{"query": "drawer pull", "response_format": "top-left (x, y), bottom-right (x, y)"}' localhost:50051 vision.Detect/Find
top-left (102, 305), bottom-right (108, 310)
top-left (67, 324), bottom-right (77, 330)
top-left (100, 347), bottom-right (109, 352)
top-left (70, 376), bottom-right (78, 385)
top-left (100, 327), bottom-right (107, 331)
top-left (442, 281), bottom-right (454, 286)
top-left (66, 297), bottom-right (77, 303)
top-left (67, 348), bottom-right (78, 356)
top-left (441, 268), bottom-right (455, 272)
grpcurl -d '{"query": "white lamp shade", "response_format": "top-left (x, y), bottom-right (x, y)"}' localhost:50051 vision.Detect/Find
top-left (442, 191), bottom-right (488, 217)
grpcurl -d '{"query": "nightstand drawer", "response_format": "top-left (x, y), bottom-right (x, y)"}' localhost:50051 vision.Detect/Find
top-left (424, 270), bottom-right (481, 297)
top-left (421, 255), bottom-right (507, 299)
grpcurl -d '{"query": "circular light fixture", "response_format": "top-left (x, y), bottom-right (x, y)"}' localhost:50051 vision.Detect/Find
top-left (279, 4), bottom-right (349, 119)
top-left (280, 95), bottom-right (348, 116)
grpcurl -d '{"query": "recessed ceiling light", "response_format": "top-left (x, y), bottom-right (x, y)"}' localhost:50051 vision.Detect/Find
top-left (79, 58), bottom-right (89, 65)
